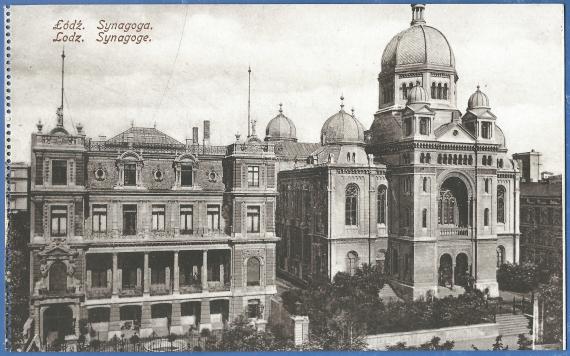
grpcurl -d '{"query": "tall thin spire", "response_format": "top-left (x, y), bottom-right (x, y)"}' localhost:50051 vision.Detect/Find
top-left (247, 66), bottom-right (252, 137)
top-left (57, 48), bottom-right (65, 128)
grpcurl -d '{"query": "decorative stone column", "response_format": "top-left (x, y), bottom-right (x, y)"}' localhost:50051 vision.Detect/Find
top-left (199, 299), bottom-right (211, 331)
top-left (140, 302), bottom-right (153, 338)
top-left (144, 253), bottom-right (150, 295)
top-left (112, 253), bottom-right (118, 296)
top-left (202, 250), bottom-right (208, 292)
top-left (170, 302), bottom-right (183, 335)
top-left (451, 263), bottom-right (455, 288)
top-left (107, 304), bottom-right (121, 339)
top-left (173, 251), bottom-right (180, 294)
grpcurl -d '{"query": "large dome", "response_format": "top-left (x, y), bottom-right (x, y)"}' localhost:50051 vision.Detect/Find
top-left (381, 6), bottom-right (455, 71)
top-left (320, 98), bottom-right (365, 145)
top-left (265, 104), bottom-right (297, 142)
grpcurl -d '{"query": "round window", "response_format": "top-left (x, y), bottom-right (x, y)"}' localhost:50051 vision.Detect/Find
top-left (208, 171), bottom-right (217, 182)
top-left (95, 168), bottom-right (106, 181)
top-left (154, 169), bottom-right (163, 181)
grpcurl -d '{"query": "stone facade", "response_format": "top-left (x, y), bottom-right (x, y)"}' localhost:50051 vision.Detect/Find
top-left (28, 121), bottom-right (278, 344)
top-left (274, 5), bottom-right (521, 300)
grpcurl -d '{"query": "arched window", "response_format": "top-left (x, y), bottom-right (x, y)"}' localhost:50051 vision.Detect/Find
top-left (402, 83), bottom-right (408, 99)
top-left (484, 178), bottom-right (490, 193)
top-left (49, 261), bottom-right (67, 293)
top-left (346, 251), bottom-right (359, 276)
top-left (426, 153), bottom-right (431, 163)
top-left (247, 257), bottom-right (261, 286)
top-left (482, 156), bottom-right (487, 166)
top-left (377, 185), bottom-right (387, 224)
top-left (422, 209), bottom-right (428, 228)
top-left (437, 83), bottom-right (443, 99)
top-left (443, 84), bottom-right (448, 100)
top-left (422, 177), bottom-right (428, 192)
top-left (439, 190), bottom-right (456, 225)
top-left (347, 152), bottom-right (351, 162)
top-left (420, 153), bottom-right (425, 163)
top-left (431, 82), bottom-right (436, 98)
top-left (352, 152), bottom-right (356, 163)
top-left (497, 185), bottom-right (506, 223)
top-left (453, 154), bottom-right (457, 165)
top-left (496, 245), bottom-right (505, 268)
top-left (345, 184), bottom-right (359, 226)
top-left (484, 208), bottom-right (490, 226)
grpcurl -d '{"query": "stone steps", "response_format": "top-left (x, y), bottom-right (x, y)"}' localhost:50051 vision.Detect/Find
top-left (496, 314), bottom-right (530, 336)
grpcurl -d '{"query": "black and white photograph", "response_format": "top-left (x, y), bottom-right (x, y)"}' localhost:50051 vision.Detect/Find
top-left (4, 3), bottom-right (565, 351)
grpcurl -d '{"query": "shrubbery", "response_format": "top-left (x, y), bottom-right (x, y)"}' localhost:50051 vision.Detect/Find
top-left (496, 262), bottom-right (539, 293)
top-left (282, 264), bottom-right (494, 349)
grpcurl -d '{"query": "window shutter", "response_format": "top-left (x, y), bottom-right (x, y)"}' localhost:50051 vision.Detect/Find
top-left (266, 202), bottom-right (275, 232)
top-left (117, 269), bottom-right (122, 288)
top-left (136, 268), bottom-right (142, 287)
top-left (233, 162), bottom-right (242, 188)
top-left (86, 270), bottom-right (92, 288)
top-left (165, 267), bottom-right (170, 288)
top-left (267, 164), bottom-right (275, 188)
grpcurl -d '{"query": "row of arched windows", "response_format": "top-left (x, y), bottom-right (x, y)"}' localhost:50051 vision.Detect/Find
top-left (482, 155), bottom-right (493, 166)
top-left (437, 154), bottom-right (473, 165)
top-left (419, 153), bottom-right (432, 163)
top-left (345, 184), bottom-right (388, 226)
top-left (431, 82), bottom-right (449, 100)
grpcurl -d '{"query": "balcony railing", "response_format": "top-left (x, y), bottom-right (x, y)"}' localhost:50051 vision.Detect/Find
top-left (439, 227), bottom-right (470, 237)
top-left (86, 287), bottom-right (112, 299)
top-left (35, 134), bottom-right (86, 147)
top-left (150, 284), bottom-right (171, 296)
top-left (179, 284), bottom-right (202, 294)
top-left (118, 286), bottom-right (143, 298)
top-left (84, 228), bottom-right (226, 241)
top-left (207, 281), bottom-right (231, 292)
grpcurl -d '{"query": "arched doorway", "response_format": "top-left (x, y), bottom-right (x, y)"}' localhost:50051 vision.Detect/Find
top-left (43, 305), bottom-right (74, 345)
top-left (455, 253), bottom-right (469, 287)
top-left (49, 261), bottom-right (67, 293)
top-left (438, 177), bottom-right (470, 227)
top-left (438, 254), bottom-right (453, 287)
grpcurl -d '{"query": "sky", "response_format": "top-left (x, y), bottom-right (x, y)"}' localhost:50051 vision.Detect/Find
top-left (10, 4), bottom-right (565, 173)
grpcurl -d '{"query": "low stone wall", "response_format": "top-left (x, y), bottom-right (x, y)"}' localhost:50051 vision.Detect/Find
top-left (365, 323), bottom-right (499, 350)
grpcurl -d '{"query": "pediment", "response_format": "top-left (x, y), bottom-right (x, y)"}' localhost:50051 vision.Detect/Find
top-left (38, 241), bottom-right (76, 258)
top-left (435, 122), bottom-right (476, 143)
top-left (403, 104), bottom-right (434, 116)
top-left (464, 108), bottom-right (497, 121)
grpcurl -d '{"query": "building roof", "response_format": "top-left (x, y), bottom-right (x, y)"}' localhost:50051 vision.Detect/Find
top-left (467, 85), bottom-right (490, 109)
top-left (381, 24), bottom-right (455, 71)
top-left (265, 106), bottom-right (297, 142)
top-left (106, 127), bottom-right (183, 147)
top-left (320, 100), bottom-right (366, 145)
top-left (274, 141), bottom-right (320, 160)
top-left (520, 182), bottom-right (562, 198)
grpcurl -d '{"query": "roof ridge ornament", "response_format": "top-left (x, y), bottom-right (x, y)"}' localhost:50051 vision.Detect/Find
top-left (279, 103), bottom-right (283, 114)
top-left (411, 4), bottom-right (426, 26)
top-left (340, 95), bottom-right (345, 111)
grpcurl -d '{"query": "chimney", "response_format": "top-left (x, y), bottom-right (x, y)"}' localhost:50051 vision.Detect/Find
top-left (192, 127), bottom-right (199, 145)
top-left (203, 120), bottom-right (211, 146)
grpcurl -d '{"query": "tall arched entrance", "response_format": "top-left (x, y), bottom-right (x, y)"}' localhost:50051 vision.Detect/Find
top-left (43, 305), bottom-right (74, 345)
top-left (455, 253), bottom-right (469, 287)
top-left (438, 254), bottom-right (453, 287)
top-left (438, 177), bottom-right (470, 229)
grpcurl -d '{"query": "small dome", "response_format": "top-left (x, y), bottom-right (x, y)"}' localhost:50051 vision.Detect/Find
top-left (407, 82), bottom-right (429, 103)
top-left (467, 85), bottom-right (490, 109)
top-left (265, 104), bottom-right (297, 142)
top-left (320, 97), bottom-right (365, 145)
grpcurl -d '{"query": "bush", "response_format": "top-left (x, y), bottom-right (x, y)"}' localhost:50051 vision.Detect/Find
top-left (496, 262), bottom-right (538, 293)
top-left (386, 336), bottom-right (454, 351)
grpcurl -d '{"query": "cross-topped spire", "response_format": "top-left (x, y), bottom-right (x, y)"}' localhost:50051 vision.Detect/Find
top-left (279, 103), bottom-right (283, 114)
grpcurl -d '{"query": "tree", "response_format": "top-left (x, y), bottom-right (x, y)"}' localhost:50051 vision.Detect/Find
top-left (207, 315), bottom-right (294, 351)
top-left (5, 211), bottom-right (30, 351)
top-left (492, 335), bottom-right (508, 350)
top-left (539, 276), bottom-right (563, 344)
top-left (386, 337), bottom-right (454, 351)
top-left (496, 262), bottom-right (538, 293)
top-left (517, 333), bottom-right (532, 350)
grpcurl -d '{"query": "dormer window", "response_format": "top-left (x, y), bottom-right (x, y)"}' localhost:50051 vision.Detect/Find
top-left (124, 163), bottom-right (137, 186)
top-left (173, 153), bottom-right (198, 189)
top-left (419, 117), bottom-right (430, 135)
top-left (181, 165), bottom-right (193, 187)
top-left (52, 160), bottom-right (67, 185)
top-left (481, 122), bottom-right (492, 139)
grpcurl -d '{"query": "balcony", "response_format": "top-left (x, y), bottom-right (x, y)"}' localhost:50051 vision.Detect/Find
top-left (179, 284), bottom-right (202, 294)
top-left (208, 281), bottom-right (231, 292)
top-left (34, 133), bottom-right (86, 148)
top-left (150, 284), bottom-right (171, 296)
top-left (118, 286), bottom-right (143, 298)
top-left (439, 227), bottom-right (470, 237)
top-left (86, 287), bottom-right (112, 299)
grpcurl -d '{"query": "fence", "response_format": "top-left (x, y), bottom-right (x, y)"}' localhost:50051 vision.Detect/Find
top-left (489, 295), bottom-right (534, 321)
top-left (44, 333), bottom-right (221, 352)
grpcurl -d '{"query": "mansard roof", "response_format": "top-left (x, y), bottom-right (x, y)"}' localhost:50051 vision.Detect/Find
top-left (273, 141), bottom-right (321, 160)
top-left (106, 127), bottom-right (184, 147)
